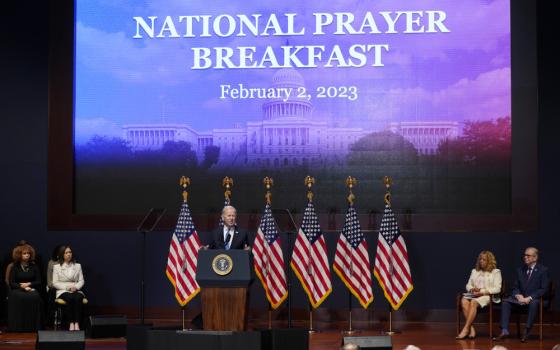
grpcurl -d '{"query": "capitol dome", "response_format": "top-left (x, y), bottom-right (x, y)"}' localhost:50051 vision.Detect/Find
top-left (263, 68), bottom-right (312, 120)
top-left (271, 68), bottom-right (305, 88)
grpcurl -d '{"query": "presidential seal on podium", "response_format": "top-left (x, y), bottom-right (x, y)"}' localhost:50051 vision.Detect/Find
top-left (212, 254), bottom-right (233, 276)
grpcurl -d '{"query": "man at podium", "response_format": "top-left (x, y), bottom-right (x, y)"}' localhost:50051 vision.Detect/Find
top-left (208, 206), bottom-right (250, 251)
top-left (192, 205), bottom-right (251, 329)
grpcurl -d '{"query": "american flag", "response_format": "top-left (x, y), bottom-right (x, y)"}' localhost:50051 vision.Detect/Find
top-left (166, 201), bottom-right (202, 306)
top-left (253, 204), bottom-right (288, 309)
top-left (291, 202), bottom-right (332, 308)
top-left (333, 205), bottom-right (374, 309)
top-left (373, 204), bottom-right (413, 310)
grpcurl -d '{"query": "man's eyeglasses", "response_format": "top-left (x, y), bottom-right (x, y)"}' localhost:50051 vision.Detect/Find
top-left (524, 254), bottom-right (535, 257)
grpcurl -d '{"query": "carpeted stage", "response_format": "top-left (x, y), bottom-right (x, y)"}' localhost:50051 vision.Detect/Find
top-left (0, 322), bottom-right (558, 350)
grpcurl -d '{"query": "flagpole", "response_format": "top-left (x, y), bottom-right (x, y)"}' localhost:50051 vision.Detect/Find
top-left (262, 177), bottom-right (275, 330)
top-left (383, 177), bottom-right (401, 335)
top-left (305, 276), bottom-right (321, 335)
top-left (305, 176), bottom-right (319, 334)
top-left (180, 178), bottom-right (191, 332)
top-left (219, 177), bottom-right (233, 227)
top-left (343, 177), bottom-right (360, 335)
top-left (308, 302), bottom-right (316, 334)
top-left (347, 292), bottom-right (354, 334)
top-left (342, 290), bottom-right (358, 334)
top-left (268, 302), bottom-right (272, 329)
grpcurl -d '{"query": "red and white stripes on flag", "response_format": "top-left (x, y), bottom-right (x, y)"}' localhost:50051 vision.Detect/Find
top-left (291, 202), bottom-right (332, 308)
top-left (333, 205), bottom-right (374, 309)
top-left (253, 204), bottom-right (288, 309)
top-left (166, 201), bottom-right (202, 306)
top-left (373, 204), bottom-right (413, 310)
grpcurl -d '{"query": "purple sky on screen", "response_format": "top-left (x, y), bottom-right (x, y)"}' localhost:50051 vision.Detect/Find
top-left (74, 0), bottom-right (510, 143)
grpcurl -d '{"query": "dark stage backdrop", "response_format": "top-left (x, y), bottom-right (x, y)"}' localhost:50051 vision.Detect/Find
top-left (1, 0), bottom-right (558, 322)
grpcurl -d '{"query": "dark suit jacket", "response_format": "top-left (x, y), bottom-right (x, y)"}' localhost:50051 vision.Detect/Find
top-left (208, 226), bottom-right (250, 250)
top-left (511, 263), bottom-right (549, 300)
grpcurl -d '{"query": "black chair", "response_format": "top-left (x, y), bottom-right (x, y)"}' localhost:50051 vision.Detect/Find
top-left (4, 263), bottom-right (14, 290)
top-left (53, 294), bottom-right (89, 331)
top-left (45, 288), bottom-right (59, 329)
top-left (456, 280), bottom-right (505, 338)
top-left (514, 280), bottom-right (555, 340)
top-left (2, 263), bottom-right (14, 324)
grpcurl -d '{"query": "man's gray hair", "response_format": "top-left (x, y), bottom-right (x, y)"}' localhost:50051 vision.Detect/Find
top-left (221, 205), bottom-right (237, 216)
top-left (526, 246), bottom-right (539, 257)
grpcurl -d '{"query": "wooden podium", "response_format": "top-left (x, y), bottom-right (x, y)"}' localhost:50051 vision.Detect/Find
top-left (196, 250), bottom-right (251, 331)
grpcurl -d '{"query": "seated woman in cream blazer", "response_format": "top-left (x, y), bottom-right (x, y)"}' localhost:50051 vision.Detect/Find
top-left (456, 250), bottom-right (502, 339)
top-left (52, 245), bottom-right (85, 331)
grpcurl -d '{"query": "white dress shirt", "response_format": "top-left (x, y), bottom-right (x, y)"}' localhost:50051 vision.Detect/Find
top-left (223, 226), bottom-right (234, 249)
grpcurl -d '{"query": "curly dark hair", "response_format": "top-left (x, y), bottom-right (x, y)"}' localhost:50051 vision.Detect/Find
top-left (12, 243), bottom-right (36, 263)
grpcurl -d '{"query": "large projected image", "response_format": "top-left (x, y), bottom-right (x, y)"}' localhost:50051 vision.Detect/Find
top-left (74, 0), bottom-right (511, 219)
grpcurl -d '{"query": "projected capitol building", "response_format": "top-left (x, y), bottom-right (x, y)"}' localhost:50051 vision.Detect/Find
top-left (122, 69), bottom-right (458, 168)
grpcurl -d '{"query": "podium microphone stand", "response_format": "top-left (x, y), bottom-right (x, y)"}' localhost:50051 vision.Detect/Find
top-left (136, 208), bottom-right (166, 324)
top-left (272, 208), bottom-right (298, 329)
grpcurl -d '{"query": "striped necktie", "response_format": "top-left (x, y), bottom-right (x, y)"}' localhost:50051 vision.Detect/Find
top-left (225, 228), bottom-right (232, 250)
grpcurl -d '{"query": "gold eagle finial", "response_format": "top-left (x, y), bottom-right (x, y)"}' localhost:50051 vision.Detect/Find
top-left (383, 176), bottom-right (393, 206)
top-left (263, 177), bottom-right (274, 205)
top-left (179, 176), bottom-right (190, 202)
top-left (222, 176), bottom-right (233, 204)
top-left (346, 176), bottom-right (357, 205)
top-left (305, 176), bottom-right (315, 202)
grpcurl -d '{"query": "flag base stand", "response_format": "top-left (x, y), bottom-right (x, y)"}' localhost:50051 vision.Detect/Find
top-left (384, 309), bottom-right (402, 335)
top-left (342, 308), bottom-right (361, 334)
top-left (308, 309), bottom-right (320, 334)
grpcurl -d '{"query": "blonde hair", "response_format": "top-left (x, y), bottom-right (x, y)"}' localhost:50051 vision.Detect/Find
top-left (475, 251), bottom-right (497, 272)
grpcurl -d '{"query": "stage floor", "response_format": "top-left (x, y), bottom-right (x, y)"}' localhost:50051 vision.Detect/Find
top-left (0, 323), bottom-right (558, 350)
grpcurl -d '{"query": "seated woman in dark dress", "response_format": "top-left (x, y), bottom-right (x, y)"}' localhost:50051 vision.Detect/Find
top-left (8, 243), bottom-right (43, 332)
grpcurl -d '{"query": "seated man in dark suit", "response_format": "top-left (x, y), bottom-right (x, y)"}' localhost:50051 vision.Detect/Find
top-left (208, 205), bottom-right (250, 251)
top-left (494, 247), bottom-right (550, 342)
